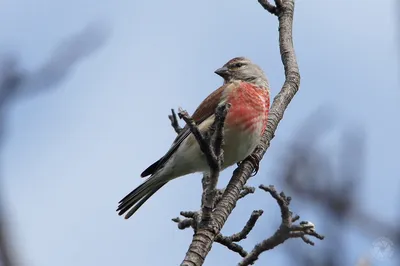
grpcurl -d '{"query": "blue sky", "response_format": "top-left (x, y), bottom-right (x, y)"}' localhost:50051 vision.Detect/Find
top-left (0, 0), bottom-right (399, 265)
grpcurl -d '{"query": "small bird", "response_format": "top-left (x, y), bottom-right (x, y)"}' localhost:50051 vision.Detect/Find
top-left (117, 57), bottom-right (270, 219)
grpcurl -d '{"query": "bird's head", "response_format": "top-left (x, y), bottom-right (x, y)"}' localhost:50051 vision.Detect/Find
top-left (214, 57), bottom-right (269, 88)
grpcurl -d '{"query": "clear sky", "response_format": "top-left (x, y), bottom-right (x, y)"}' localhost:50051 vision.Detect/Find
top-left (0, 0), bottom-right (399, 265)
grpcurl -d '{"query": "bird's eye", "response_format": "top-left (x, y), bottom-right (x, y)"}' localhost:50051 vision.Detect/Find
top-left (233, 63), bottom-right (244, 68)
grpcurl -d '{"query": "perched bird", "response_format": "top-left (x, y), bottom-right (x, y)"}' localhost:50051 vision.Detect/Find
top-left (117, 57), bottom-right (270, 219)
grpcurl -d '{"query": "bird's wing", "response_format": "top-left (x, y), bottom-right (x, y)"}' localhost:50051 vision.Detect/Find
top-left (140, 82), bottom-right (232, 177)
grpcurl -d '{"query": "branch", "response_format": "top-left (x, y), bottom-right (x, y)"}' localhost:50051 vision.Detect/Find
top-left (168, 108), bottom-right (183, 134)
top-left (0, 22), bottom-right (110, 266)
top-left (0, 211), bottom-right (15, 266)
top-left (258, 0), bottom-right (279, 15)
top-left (173, 209), bottom-right (264, 259)
top-left (238, 185), bottom-right (324, 266)
top-left (223, 210), bottom-right (264, 242)
top-left (215, 209), bottom-right (264, 258)
top-left (214, 236), bottom-right (248, 258)
top-left (181, 0), bottom-right (301, 264)
top-left (178, 103), bottom-right (230, 224)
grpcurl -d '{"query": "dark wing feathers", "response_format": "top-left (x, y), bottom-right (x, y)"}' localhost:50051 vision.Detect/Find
top-left (140, 84), bottom-right (227, 178)
top-left (140, 129), bottom-right (191, 177)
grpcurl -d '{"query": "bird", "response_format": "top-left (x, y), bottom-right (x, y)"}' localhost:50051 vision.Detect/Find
top-left (117, 57), bottom-right (270, 219)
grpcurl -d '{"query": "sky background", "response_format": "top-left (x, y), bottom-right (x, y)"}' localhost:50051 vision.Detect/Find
top-left (0, 0), bottom-right (399, 265)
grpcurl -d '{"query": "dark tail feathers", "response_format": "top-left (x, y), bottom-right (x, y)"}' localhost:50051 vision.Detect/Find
top-left (117, 175), bottom-right (167, 219)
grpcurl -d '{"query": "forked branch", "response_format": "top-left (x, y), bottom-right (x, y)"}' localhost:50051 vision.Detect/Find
top-left (238, 185), bottom-right (324, 266)
top-left (177, 103), bottom-right (230, 225)
top-left (176, 0), bottom-right (312, 265)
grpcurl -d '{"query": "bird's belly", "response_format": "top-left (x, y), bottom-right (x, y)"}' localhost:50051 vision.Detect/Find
top-left (221, 120), bottom-right (263, 169)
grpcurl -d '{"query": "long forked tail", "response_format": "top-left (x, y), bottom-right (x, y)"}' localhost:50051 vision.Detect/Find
top-left (116, 173), bottom-right (168, 219)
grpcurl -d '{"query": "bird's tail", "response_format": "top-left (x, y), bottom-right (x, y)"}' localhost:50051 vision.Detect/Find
top-left (116, 172), bottom-right (169, 219)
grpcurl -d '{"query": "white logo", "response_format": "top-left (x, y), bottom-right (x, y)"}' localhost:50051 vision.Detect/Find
top-left (371, 237), bottom-right (394, 261)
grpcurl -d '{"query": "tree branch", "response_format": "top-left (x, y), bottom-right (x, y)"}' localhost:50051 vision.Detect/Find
top-left (258, 0), bottom-right (279, 15)
top-left (180, 0), bottom-right (302, 265)
top-left (173, 209), bottom-right (264, 259)
top-left (223, 210), bottom-right (264, 242)
top-left (238, 185), bottom-right (324, 266)
top-left (214, 236), bottom-right (248, 258)
top-left (178, 103), bottom-right (230, 225)
top-left (168, 108), bottom-right (183, 134)
top-left (0, 22), bottom-right (109, 266)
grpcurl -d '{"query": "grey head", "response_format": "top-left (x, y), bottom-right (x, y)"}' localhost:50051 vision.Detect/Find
top-left (214, 57), bottom-right (269, 88)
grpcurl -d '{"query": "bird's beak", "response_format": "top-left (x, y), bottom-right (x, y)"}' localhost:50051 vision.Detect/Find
top-left (214, 66), bottom-right (229, 78)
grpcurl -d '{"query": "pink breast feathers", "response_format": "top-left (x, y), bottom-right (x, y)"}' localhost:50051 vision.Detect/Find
top-left (225, 82), bottom-right (270, 135)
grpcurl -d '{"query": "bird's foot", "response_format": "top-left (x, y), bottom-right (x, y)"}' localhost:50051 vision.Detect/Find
top-left (236, 154), bottom-right (260, 176)
top-left (247, 154), bottom-right (260, 177)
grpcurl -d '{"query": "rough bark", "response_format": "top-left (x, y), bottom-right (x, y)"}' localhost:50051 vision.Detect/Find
top-left (180, 0), bottom-right (300, 265)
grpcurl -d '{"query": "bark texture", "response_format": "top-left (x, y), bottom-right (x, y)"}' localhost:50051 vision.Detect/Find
top-left (181, 0), bottom-right (301, 265)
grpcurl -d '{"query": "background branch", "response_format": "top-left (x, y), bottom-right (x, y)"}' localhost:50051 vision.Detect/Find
top-left (0, 22), bottom-right (110, 266)
top-left (277, 109), bottom-right (400, 265)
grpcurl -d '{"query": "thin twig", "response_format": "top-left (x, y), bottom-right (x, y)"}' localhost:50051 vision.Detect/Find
top-left (215, 235), bottom-right (248, 258)
top-left (215, 186), bottom-right (255, 205)
top-left (172, 217), bottom-right (194, 230)
top-left (178, 104), bottom-right (230, 224)
top-left (200, 104), bottom-right (230, 222)
top-left (225, 210), bottom-right (264, 242)
top-left (178, 108), bottom-right (218, 170)
top-left (238, 185), bottom-right (324, 266)
top-left (239, 186), bottom-right (256, 199)
top-left (173, 210), bottom-right (264, 258)
top-left (168, 108), bottom-right (183, 134)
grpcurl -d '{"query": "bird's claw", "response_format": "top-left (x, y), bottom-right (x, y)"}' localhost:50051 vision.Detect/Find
top-left (236, 155), bottom-right (260, 176)
top-left (247, 154), bottom-right (260, 176)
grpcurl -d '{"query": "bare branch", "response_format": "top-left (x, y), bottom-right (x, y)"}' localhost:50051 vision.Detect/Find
top-left (225, 210), bottom-right (264, 242)
top-left (0, 22), bottom-right (110, 266)
top-left (215, 186), bottom-right (255, 205)
top-left (258, 0), bottom-right (279, 15)
top-left (172, 217), bottom-right (194, 230)
top-left (178, 108), bottom-right (217, 169)
top-left (178, 103), bottom-right (230, 224)
top-left (239, 186), bottom-right (256, 199)
top-left (180, 1), bottom-right (301, 265)
top-left (238, 185), bottom-right (324, 266)
top-left (214, 235), bottom-right (248, 258)
top-left (168, 108), bottom-right (183, 134)
top-left (173, 210), bottom-right (264, 259)
top-left (200, 103), bottom-right (230, 223)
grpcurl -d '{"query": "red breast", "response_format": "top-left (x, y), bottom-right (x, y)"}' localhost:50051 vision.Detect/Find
top-left (224, 82), bottom-right (270, 134)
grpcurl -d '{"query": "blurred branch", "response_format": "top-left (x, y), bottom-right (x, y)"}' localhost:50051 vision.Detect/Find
top-left (277, 108), bottom-right (400, 265)
top-left (0, 209), bottom-right (15, 266)
top-left (0, 21), bottom-right (110, 266)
